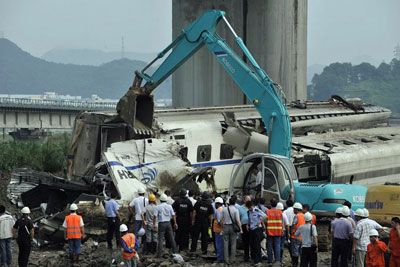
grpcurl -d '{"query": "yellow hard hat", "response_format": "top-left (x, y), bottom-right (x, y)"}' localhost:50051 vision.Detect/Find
top-left (149, 193), bottom-right (156, 202)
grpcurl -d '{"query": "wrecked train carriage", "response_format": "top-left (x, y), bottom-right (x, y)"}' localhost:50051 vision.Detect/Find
top-left (66, 111), bottom-right (215, 202)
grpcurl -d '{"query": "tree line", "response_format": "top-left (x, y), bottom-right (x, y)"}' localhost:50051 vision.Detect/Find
top-left (308, 59), bottom-right (400, 116)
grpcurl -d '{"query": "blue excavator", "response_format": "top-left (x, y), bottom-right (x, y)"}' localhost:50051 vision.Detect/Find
top-left (117, 10), bottom-right (367, 218)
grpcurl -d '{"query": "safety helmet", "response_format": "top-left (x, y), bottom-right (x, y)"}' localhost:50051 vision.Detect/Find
top-left (148, 193), bottom-right (156, 202)
top-left (363, 208), bottom-right (369, 218)
top-left (160, 194), bottom-right (168, 202)
top-left (119, 224), bottom-right (128, 232)
top-left (293, 202), bottom-right (303, 210)
top-left (70, 203), bottom-right (78, 211)
top-left (369, 229), bottom-right (379, 237)
top-left (215, 197), bottom-right (224, 204)
top-left (138, 227), bottom-right (146, 237)
top-left (276, 202), bottom-right (284, 210)
top-left (341, 206), bottom-right (350, 217)
top-left (335, 207), bottom-right (343, 215)
top-left (304, 212), bottom-right (313, 222)
top-left (138, 187), bottom-right (146, 194)
top-left (355, 208), bottom-right (365, 217)
top-left (21, 207), bottom-right (31, 214)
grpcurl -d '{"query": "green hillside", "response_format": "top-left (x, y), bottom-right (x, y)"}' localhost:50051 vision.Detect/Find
top-left (0, 38), bottom-right (171, 99)
top-left (308, 60), bottom-right (400, 116)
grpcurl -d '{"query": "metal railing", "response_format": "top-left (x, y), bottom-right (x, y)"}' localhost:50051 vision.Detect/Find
top-left (0, 97), bottom-right (117, 111)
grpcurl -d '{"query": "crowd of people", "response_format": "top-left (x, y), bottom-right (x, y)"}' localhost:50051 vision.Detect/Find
top-left (103, 189), bottom-right (400, 267)
top-left (0, 190), bottom-right (400, 266)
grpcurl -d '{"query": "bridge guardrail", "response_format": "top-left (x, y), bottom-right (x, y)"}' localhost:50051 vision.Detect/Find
top-left (0, 97), bottom-right (117, 111)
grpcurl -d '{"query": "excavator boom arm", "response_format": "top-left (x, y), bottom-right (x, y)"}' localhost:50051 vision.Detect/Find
top-left (127, 9), bottom-right (291, 158)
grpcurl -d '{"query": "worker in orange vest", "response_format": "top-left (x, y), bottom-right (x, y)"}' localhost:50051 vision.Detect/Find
top-left (266, 198), bottom-right (284, 264)
top-left (120, 224), bottom-right (139, 267)
top-left (290, 202), bottom-right (305, 267)
top-left (63, 203), bottom-right (85, 264)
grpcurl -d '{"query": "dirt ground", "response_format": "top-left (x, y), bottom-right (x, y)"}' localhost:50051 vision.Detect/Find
top-left (6, 239), bottom-right (332, 267)
top-left (1, 173), bottom-right (332, 267)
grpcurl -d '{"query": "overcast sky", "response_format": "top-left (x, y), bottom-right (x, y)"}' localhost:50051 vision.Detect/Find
top-left (0, 0), bottom-right (399, 66)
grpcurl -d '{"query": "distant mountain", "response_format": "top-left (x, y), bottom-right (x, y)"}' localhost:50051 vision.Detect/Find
top-left (0, 38), bottom-right (171, 100)
top-left (42, 48), bottom-right (157, 66)
top-left (307, 64), bottom-right (325, 85)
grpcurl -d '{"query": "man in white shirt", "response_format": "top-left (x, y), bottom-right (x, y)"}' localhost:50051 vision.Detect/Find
top-left (283, 199), bottom-right (295, 226)
top-left (277, 202), bottom-right (290, 264)
top-left (221, 195), bottom-right (242, 265)
top-left (0, 205), bottom-right (15, 267)
top-left (129, 188), bottom-right (149, 236)
top-left (188, 190), bottom-right (197, 207)
top-left (155, 194), bottom-right (177, 257)
top-left (352, 208), bottom-right (383, 267)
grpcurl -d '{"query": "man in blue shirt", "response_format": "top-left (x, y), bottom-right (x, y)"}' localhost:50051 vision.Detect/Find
top-left (104, 192), bottom-right (120, 250)
top-left (239, 195), bottom-right (251, 262)
top-left (247, 199), bottom-right (266, 265)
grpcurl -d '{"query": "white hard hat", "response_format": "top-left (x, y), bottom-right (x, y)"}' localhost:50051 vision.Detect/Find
top-left (304, 212), bottom-right (313, 222)
top-left (70, 203), bottom-right (78, 211)
top-left (341, 206), bottom-right (350, 217)
top-left (138, 227), bottom-right (146, 237)
top-left (335, 207), bottom-right (343, 215)
top-left (160, 194), bottom-right (168, 202)
top-left (355, 208), bottom-right (365, 217)
top-left (215, 197), bottom-right (224, 204)
top-left (276, 202), bottom-right (284, 210)
top-left (119, 224), bottom-right (128, 232)
top-left (293, 202), bottom-right (302, 210)
top-left (363, 208), bottom-right (369, 217)
top-left (21, 207), bottom-right (31, 214)
top-left (138, 187), bottom-right (146, 194)
top-left (369, 229), bottom-right (379, 237)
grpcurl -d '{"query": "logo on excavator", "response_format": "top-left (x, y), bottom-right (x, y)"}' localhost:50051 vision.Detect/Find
top-left (365, 200), bottom-right (384, 209)
top-left (352, 195), bottom-right (365, 203)
top-left (214, 51), bottom-right (235, 74)
top-left (222, 57), bottom-right (235, 74)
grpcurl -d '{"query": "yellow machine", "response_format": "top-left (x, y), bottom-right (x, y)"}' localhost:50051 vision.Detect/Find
top-left (365, 183), bottom-right (400, 225)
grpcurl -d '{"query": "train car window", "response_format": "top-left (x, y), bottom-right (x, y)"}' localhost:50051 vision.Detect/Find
top-left (197, 145), bottom-right (211, 162)
top-left (174, 135), bottom-right (185, 140)
top-left (220, 144), bottom-right (234, 159)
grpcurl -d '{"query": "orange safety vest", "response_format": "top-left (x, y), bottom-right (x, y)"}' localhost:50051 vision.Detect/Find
top-left (121, 233), bottom-right (137, 260)
top-left (65, 213), bottom-right (82, 239)
top-left (212, 206), bottom-right (223, 234)
top-left (311, 213), bottom-right (317, 225)
top-left (291, 212), bottom-right (305, 240)
top-left (266, 209), bottom-right (283, 236)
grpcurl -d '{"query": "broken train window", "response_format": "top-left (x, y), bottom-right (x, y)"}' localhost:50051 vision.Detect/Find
top-left (220, 144), bottom-right (234, 160)
top-left (197, 145), bottom-right (211, 162)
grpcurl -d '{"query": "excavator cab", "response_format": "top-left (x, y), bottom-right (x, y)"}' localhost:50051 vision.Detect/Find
top-left (230, 153), bottom-right (295, 204)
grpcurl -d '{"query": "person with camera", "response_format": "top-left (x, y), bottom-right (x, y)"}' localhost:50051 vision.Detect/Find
top-left (221, 195), bottom-right (242, 265)
top-left (294, 212), bottom-right (318, 267)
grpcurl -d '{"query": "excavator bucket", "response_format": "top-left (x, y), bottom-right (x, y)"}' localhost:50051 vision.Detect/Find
top-left (116, 87), bottom-right (154, 129)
